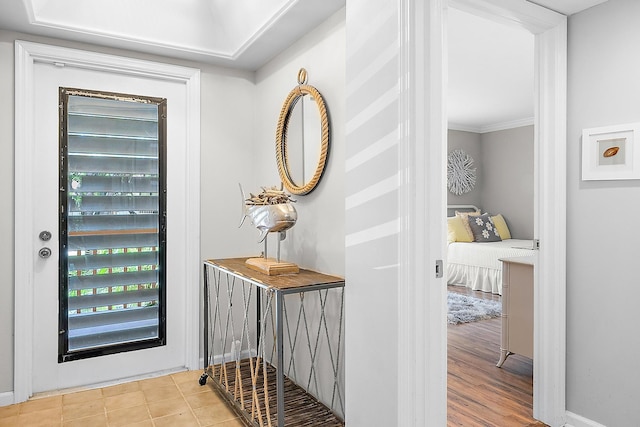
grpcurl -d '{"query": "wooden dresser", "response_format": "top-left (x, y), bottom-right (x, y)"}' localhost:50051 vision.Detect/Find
top-left (496, 255), bottom-right (536, 367)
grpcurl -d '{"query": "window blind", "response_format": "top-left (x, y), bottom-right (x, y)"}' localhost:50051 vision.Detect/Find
top-left (59, 89), bottom-right (167, 360)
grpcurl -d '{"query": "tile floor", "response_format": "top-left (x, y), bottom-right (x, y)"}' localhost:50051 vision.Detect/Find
top-left (0, 370), bottom-right (246, 427)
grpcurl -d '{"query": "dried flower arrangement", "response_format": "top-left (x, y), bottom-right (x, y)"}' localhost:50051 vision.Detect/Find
top-left (244, 185), bottom-right (296, 205)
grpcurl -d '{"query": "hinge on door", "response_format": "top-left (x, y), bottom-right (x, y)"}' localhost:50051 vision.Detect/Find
top-left (435, 259), bottom-right (443, 278)
top-left (533, 239), bottom-right (540, 250)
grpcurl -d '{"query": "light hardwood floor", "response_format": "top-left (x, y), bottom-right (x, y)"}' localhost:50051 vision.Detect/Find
top-left (448, 286), bottom-right (545, 426)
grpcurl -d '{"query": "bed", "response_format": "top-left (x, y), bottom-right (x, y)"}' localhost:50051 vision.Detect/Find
top-left (446, 205), bottom-right (535, 295)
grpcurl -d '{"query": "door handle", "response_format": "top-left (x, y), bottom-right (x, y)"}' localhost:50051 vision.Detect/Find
top-left (38, 247), bottom-right (52, 259)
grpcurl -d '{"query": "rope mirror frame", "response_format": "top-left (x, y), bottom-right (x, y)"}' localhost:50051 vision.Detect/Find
top-left (275, 68), bottom-right (330, 195)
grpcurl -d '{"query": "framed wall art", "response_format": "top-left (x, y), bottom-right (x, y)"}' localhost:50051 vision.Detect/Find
top-left (582, 122), bottom-right (640, 180)
top-left (447, 149), bottom-right (476, 195)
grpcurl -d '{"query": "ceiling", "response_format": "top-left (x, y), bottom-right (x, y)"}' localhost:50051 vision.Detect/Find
top-left (0, 0), bottom-right (346, 70)
top-left (448, 8), bottom-right (535, 133)
top-left (448, 0), bottom-right (608, 132)
top-left (0, 0), bottom-right (608, 130)
top-left (527, 0), bottom-right (607, 15)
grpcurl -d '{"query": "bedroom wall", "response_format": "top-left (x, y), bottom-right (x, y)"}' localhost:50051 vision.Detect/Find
top-left (567, 1), bottom-right (640, 425)
top-left (0, 29), bottom-right (257, 396)
top-left (480, 125), bottom-right (534, 239)
top-left (447, 130), bottom-right (482, 208)
top-left (447, 126), bottom-right (533, 239)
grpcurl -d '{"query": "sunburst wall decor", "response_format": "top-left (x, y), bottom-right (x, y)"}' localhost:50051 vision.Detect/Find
top-left (447, 149), bottom-right (476, 195)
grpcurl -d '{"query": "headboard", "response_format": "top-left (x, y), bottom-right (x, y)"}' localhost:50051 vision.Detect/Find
top-left (447, 204), bottom-right (480, 217)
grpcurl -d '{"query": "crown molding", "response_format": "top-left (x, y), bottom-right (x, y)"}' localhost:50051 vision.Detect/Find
top-left (448, 116), bottom-right (535, 134)
top-left (447, 122), bottom-right (483, 133)
top-left (479, 116), bottom-right (535, 133)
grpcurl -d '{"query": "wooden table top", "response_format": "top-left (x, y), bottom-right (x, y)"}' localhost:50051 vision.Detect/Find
top-left (205, 257), bottom-right (344, 291)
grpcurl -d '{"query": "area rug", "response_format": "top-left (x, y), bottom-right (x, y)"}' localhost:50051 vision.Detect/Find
top-left (447, 292), bottom-right (501, 325)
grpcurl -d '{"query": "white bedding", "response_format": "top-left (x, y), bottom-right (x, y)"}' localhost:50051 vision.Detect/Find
top-left (447, 239), bottom-right (535, 295)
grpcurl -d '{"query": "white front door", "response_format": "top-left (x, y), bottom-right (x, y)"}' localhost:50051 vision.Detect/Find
top-left (15, 42), bottom-right (201, 397)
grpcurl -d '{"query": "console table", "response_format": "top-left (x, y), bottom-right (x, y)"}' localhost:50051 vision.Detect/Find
top-left (496, 255), bottom-right (535, 367)
top-left (200, 258), bottom-right (345, 427)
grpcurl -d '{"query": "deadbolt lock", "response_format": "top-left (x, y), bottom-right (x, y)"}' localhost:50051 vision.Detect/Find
top-left (38, 247), bottom-right (52, 259)
top-left (39, 230), bottom-right (52, 241)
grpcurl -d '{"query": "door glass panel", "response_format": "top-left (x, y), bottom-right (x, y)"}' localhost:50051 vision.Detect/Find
top-left (59, 88), bottom-right (167, 362)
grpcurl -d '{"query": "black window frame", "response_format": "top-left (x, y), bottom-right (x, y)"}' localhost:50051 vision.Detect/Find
top-left (58, 87), bottom-right (168, 363)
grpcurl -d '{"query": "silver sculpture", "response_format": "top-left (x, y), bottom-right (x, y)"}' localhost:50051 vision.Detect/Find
top-left (239, 184), bottom-right (297, 261)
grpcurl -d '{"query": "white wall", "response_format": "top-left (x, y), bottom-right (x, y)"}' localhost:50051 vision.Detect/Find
top-left (567, 1), bottom-right (640, 425)
top-left (344, 0), bottom-right (402, 425)
top-left (253, 10), bottom-right (346, 276)
top-left (198, 64), bottom-right (258, 260)
top-left (0, 29), bottom-right (257, 396)
top-left (252, 9), bottom-right (346, 417)
top-left (0, 30), bottom-right (15, 397)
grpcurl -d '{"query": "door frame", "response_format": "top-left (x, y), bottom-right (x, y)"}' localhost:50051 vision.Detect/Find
top-left (14, 40), bottom-right (201, 403)
top-left (397, 1), bottom-right (567, 426)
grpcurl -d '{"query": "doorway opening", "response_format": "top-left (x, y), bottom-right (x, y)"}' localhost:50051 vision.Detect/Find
top-left (440, 1), bottom-right (567, 425)
top-left (445, 7), bottom-right (537, 424)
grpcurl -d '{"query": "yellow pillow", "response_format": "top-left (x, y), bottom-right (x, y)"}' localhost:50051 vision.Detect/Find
top-left (455, 210), bottom-right (481, 242)
top-left (448, 216), bottom-right (473, 243)
top-left (491, 214), bottom-right (511, 240)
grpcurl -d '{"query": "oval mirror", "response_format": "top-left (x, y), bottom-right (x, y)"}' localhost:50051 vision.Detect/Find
top-left (276, 68), bottom-right (330, 195)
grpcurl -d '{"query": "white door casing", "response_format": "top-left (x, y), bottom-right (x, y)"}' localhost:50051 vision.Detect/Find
top-left (14, 41), bottom-right (201, 401)
top-left (396, 0), bottom-right (566, 426)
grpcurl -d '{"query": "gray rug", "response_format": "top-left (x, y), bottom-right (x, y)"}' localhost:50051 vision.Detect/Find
top-left (447, 292), bottom-right (501, 325)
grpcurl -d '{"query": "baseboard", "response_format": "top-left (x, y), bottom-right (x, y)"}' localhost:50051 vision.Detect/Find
top-left (565, 411), bottom-right (607, 427)
top-left (29, 366), bottom-right (189, 400)
top-left (0, 391), bottom-right (15, 407)
top-left (201, 348), bottom-right (257, 368)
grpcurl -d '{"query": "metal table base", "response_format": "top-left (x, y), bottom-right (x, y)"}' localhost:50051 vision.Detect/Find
top-left (200, 258), bottom-right (345, 427)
